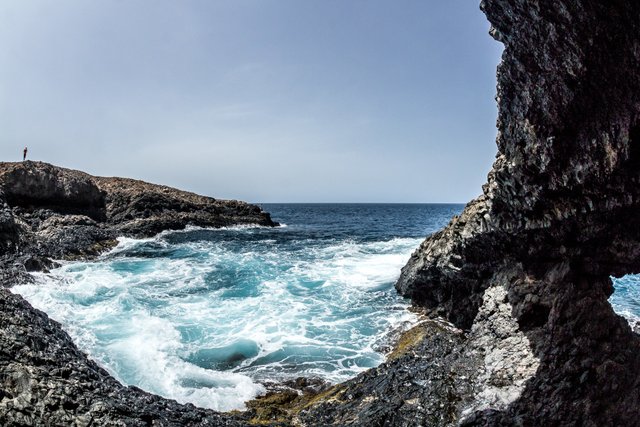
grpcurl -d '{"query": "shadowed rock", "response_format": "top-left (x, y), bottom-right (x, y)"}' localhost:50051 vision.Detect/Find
top-left (301, 0), bottom-right (640, 425)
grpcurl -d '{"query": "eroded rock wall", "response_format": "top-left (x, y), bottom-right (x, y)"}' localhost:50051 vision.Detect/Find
top-left (394, 0), bottom-right (640, 425)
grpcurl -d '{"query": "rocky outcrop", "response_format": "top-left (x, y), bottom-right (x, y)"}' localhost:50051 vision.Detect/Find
top-left (94, 176), bottom-right (273, 237)
top-left (0, 161), bottom-right (276, 263)
top-left (393, 0), bottom-right (640, 425)
top-left (298, 0), bottom-right (640, 425)
top-left (0, 162), bottom-right (106, 221)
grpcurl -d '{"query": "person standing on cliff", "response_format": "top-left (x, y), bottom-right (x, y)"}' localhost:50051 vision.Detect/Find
top-left (23, 147), bottom-right (28, 161)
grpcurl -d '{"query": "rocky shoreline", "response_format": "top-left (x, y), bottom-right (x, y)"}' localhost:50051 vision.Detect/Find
top-left (0, 161), bottom-right (277, 276)
top-left (0, 161), bottom-right (281, 426)
top-left (2, 0), bottom-right (640, 426)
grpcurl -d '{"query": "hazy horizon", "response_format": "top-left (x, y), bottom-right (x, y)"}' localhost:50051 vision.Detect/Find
top-left (0, 1), bottom-right (503, 203)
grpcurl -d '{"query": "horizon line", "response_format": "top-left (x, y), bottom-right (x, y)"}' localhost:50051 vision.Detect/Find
top-left (254, 201), bottom-right (468, 205)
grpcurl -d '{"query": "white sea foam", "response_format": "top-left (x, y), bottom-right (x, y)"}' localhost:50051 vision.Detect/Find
top-left (14, 231), bottom-right (421, 411)
top-left (610, 274), bottom-right (640, 328)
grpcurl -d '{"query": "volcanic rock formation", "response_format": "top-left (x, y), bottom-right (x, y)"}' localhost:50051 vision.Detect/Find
top-left (300, 0), bottom-right (640, 425)
top-left (0, 161), bottom-right (276, 263)
top-left (398, 0), bottom-right (640, 423)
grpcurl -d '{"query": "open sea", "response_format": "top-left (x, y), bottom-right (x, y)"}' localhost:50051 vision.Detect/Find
top-left (13, 203), bottom-right (640, 411)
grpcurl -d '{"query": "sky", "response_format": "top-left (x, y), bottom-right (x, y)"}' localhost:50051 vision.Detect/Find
top-left (0, 1), bottom-right (503, 203)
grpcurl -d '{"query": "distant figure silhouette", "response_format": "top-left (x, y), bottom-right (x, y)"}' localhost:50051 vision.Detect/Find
top-left (23, 147), bottom-right (27, 161)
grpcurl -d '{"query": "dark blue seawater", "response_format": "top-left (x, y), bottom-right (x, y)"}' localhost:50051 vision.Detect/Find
top-left (14, 203), bottom-right (637, 410)
top-left (15, 203), bottom-right (462, 410)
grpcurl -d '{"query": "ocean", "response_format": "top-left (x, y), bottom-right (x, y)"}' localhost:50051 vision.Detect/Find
top-left (12, 203), bottom-right (639, 411)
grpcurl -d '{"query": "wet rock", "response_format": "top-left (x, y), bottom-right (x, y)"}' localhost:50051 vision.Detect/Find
top-left (21, 256), bottom-right (58, 273)
top-left (0, 288), bottom-right (251, 426)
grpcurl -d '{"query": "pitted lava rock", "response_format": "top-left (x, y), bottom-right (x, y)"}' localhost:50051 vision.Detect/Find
top-left (302, 0), bottom-right (640, 425)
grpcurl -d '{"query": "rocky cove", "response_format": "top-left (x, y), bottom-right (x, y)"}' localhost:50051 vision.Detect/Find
top-left (2, 0), bottom-right (640, 426)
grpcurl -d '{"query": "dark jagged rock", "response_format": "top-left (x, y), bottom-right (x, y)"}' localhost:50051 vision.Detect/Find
top-left (0, 191), bottom-right (18, 256)
top-left (0, 161), bottom-right (278, 426)
top-left (394, 0), bottom-right (640, 425)
top-left (302, 0), bottom-right (640, 426)
top-left (94, 176), bottom-right (275, 237)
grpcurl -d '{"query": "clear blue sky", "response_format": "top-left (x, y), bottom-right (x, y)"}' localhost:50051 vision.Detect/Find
top-left (0, 1), bottom-right (503, 203)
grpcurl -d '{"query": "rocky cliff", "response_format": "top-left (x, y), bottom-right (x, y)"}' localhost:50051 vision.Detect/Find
top-left (299, 0), bottom-right (640, 425)
top-left (0, 161), bottom-right (278, 426)
top-left (0, 161), bottom-right (276, 265)
top-left (398, 1), bottom-right (640, 423)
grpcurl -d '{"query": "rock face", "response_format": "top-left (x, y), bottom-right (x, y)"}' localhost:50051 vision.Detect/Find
top-left (394, 0), bottom-right (640, 424)
top-left (300, 0), bottom-right (640, 425)
top-left (0, 162), bottom-right (106, 221)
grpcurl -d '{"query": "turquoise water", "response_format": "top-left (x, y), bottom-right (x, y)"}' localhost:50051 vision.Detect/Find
top-left (14, 204), bottom-right (462, 411)
top-left (13, 203), bottom-right (639, 411)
